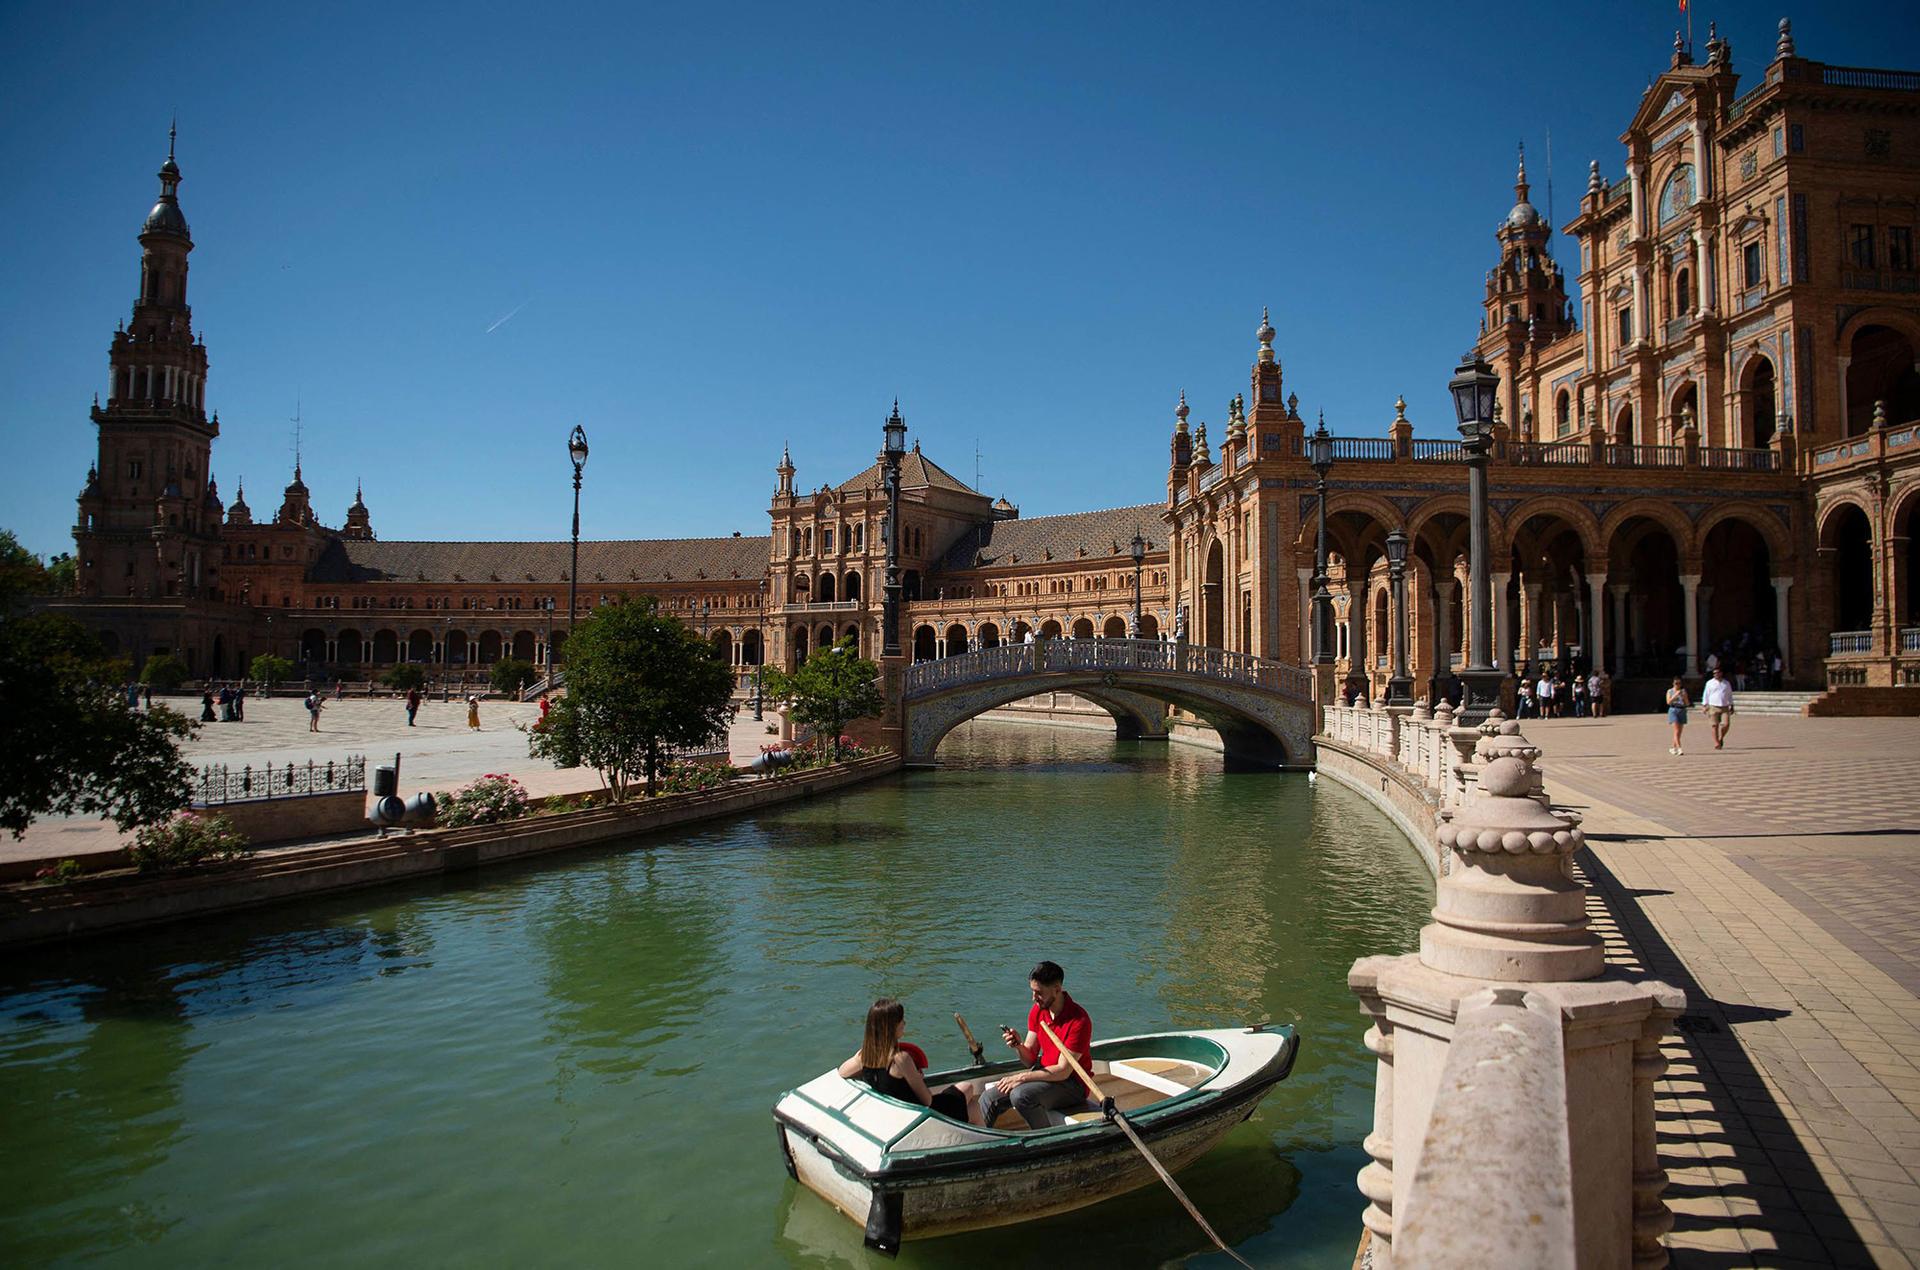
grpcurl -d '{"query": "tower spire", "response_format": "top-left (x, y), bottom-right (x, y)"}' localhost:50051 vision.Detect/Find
top-left (1514, 141), bottom-right (1530, 205)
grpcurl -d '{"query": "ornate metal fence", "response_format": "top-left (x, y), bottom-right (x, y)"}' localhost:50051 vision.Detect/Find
top-left (194, 755), bottom-right (367, 805)
top-left (902, 638), bottom-right (1313, 702)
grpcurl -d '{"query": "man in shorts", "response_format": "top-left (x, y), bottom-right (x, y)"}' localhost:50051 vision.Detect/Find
top-left (970, 961), bottom-right (1093, 1129)
top-left (1701, 666), bottom-right (1735, 750)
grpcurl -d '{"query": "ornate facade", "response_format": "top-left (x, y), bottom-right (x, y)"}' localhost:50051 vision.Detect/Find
top-left (46, 26), bottom-right (1920, 697)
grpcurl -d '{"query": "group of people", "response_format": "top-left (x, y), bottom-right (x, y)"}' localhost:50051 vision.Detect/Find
top-left (196, 682), bottom-right (249, 723)
top-left (1703, 634), bottom-right (1785, 692)
top-left (1514, 666), bottom-right (1611, 720)
top-left (838, 961), bottom-right (1094, 1130)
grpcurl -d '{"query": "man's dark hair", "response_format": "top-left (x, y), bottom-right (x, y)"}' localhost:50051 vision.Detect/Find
top-left (1029, 960), bottom-right (1065, 986)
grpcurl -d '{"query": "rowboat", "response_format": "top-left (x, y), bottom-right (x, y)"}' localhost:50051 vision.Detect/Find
top-left (771, 1023), bottom-right (1299, 1254)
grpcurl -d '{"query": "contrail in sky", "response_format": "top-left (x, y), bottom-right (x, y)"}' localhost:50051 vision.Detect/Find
top-left (485, 300), bottom-right (529, 334)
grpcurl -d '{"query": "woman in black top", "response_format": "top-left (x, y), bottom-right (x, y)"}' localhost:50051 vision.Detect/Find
top-left (838, 998), bottom-right (973, 1123)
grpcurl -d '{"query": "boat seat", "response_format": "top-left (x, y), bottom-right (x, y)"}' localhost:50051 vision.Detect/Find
top-left (995, 1075), bottom-right (1173, 1130)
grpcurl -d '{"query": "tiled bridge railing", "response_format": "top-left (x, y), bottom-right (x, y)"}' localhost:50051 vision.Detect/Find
top-left (902, 638), bottom-right (1314, 702)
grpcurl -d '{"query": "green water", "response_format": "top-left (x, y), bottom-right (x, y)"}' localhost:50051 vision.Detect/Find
top-left (0, 721), bottom-right (1432, 1268)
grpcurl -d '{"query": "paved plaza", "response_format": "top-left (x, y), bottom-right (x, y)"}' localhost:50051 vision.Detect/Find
top-left (3, 694), bottom-right (789, 869)
top-left (1528, 714), bottom-right (1920, 1266)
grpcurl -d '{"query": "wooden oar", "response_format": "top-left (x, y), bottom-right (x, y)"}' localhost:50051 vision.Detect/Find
top-left (1039, 1019), bottom-right (1252, 1269)
top-left (952, 1012), bottom-right (986, 1068)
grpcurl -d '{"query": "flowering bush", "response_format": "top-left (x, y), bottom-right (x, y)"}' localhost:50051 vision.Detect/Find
top-left (34, 857), bottom-right (86, 886)
top-left (784, 736), bottom-right (884, 772)
top-left (657, 760), bottom-right (735, 795)
top-left (129, 813), bottom-right (251, 873)
top-left (441, 774), bottom-right (530, 827)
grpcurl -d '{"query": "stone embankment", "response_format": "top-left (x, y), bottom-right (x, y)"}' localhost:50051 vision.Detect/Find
top-left (0, 754), bottom-right (900, 948)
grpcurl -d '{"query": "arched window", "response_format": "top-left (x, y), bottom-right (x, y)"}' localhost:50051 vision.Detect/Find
top-left (1674, 265), bottom-right (1693, 315)
top-left (1555, 390), bottom-right (1572, 437)
top-left (1657, 165), bottom-right (1695, 226)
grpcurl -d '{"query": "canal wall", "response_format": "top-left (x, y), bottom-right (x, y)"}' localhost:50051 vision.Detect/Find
top-left (0, 753), bottom-right (901, 948)
top-left (1312, 738), bottom-right (1442, 877)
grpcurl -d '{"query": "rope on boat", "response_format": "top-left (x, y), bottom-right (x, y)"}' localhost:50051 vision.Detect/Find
top-left (1039, 1020), bottom-right (1254, 1269)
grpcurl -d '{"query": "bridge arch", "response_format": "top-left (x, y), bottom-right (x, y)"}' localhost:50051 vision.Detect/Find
top-left (901, 639), bottom-right (1313, 769)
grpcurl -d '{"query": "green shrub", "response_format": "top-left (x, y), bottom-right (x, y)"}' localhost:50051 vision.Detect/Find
top-left (490, 657), bottom-right (540, 697)
top-left (441, 774), bottom-right (530, 827)
top-left (382, 664), bottom-right (428, 692)
top-left (657, 760), bottom-right (735, 795)
top-left (139, 654), bottom-right (190, 692)
top-left (538, 794), bottom-right (596, 816)
top-left (33, 857), bottom-right (86, 886)
top-left (249, 653), bottom-right (296, 687)
top-left (128, 813), bottom-right (250, 872)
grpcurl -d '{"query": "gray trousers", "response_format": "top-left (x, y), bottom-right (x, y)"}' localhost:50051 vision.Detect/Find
top-left (979, 1075), bottom-right (1087, 1129)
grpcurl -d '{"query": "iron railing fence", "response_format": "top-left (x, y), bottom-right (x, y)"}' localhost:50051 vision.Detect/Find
top-left (903, 637), bottom-right (1313, 702)
top-left (195, 755), bottom-right (367, 805)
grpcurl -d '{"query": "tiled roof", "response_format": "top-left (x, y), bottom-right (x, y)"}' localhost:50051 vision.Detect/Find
top-left (932, 503), bottom-right (1166, 573)
top-left (310, 536), bottom-right (772, 585)
top-left (835, 448), bottom-right (978, 495)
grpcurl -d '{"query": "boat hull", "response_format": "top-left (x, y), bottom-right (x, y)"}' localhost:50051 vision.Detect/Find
top-left (773, 1024), bottom-right (1297, 1251)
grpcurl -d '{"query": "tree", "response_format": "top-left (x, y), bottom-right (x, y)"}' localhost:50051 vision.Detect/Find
top-left (526, 598), bottom-right (734, 798)
top-left (490, 656), bottom-right (539, 697)
top-left (382, 663), bottom-right (427, 692)
top-left (764, 639), bottom-right (887, 761)
top-left (0, 529), bottom-right (49, 613)
top-left (141, 653), bottom-right (190, 692)
top-left (0, 612), bottom-right (198, 838)
top-left (43, 553), bottom-right (76, 596)
top-left (250, 653), bottom-right (295, 687)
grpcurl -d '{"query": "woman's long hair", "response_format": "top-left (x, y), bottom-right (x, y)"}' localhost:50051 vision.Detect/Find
top-left (859, 998), bottom-right (905, 1070)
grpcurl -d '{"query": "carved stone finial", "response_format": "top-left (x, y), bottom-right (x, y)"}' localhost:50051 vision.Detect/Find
top-left (1874, 400), bottom-right (1890, 428)
top-left (1287, 391), bottom-right (1299, 418)
top-left (1587, 159), bottom-right (1603, 196)
top-left (1424, 713), bottom-right (1603, 981)
top-left (1394, 395), bottom-right (1408, 423)
top-left (1777, 17), bottom-right (1795, 58)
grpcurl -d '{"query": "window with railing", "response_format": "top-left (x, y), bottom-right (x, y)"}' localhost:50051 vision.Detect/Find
top-left (1851, 224), bottom-right (1876, 270)
top-left (1829, 630), bottom-right (1873, 656)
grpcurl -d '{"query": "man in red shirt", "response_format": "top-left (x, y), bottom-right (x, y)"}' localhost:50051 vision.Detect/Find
top-left (973, 960), bottom-right (1093, 1129)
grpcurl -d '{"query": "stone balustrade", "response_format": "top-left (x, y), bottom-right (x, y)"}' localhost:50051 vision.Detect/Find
top-left (1326, 706), bottom-right (1683, 1267)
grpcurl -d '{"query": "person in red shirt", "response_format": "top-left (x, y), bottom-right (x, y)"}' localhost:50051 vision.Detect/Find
top-left (970, 960), bottom-right (1093, 1129)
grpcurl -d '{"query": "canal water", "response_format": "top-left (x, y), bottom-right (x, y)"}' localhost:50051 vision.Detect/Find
top-left (0, 720), bottom-right (1432, 1268)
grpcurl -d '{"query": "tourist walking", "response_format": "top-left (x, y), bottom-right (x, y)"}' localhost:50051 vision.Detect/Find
top-left (405, 686), bottom-right (421, 727)
top-left (142, 683), bottom-right (154, 711)
top-left (234, 683), bottom-right (245, 721)
top-left (219, 684), bottom-right (235, 722)
top-left (1515, 679), bottom-right (1535, 718)
top-left (1702, 667), bottom-right (1735, 750)
top-left (1665, 677), bottom-right (1690, 755)
top-left (200, 688), bottom-right (216, 722)
top-left (1537, 672), bottom-right (1555, 719)
top-left (466, 695), bottom-right (481, 731)
top-left (305, 691), bottom-right (324, 732)
top-left (1571, 674), bottom-right (1589, 718)
top-left (1586, 670), bottom-right (1604, 719)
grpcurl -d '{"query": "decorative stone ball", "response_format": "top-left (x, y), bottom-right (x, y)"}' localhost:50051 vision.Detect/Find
top-left (1479, 754), bottom-right (1531, 798)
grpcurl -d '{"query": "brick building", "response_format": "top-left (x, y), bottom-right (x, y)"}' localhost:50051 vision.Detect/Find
top-left (47, 24), bottom-right (1920, 698)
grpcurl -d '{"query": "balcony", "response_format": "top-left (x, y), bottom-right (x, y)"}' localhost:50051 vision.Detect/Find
top-left (1829, 630), bottom-right (1873, 656)
top-left (1513, 440), bottom-right (1590, 467)
top-left (1605, 443), bottom-right (1686, 469)
top-left (1701, 447), bottom-right (1778, 472)
top-left (781, 600), bottom-right (860, 614)
top-left (1902, 627), bottom-right (1920, 653)
top-left (1811, 421), bottom-right (1920, 475)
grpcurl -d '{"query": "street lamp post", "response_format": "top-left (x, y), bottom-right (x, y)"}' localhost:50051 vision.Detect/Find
top-left (1129, 530), bottom-right (1146, 638)
top-left (565, 425), bottom-right (589, 672)
top-left (880, 401), bottom-right (907, 658)
top-left (754, 578), bottom-right (766, 721)
top-left (442, 614), bottom-right (452, 701)
top-left (1385, 528), bottom-right (1413, 705)
top-left (542, 596), bottom-right (555, 675)
top-left (1309, 415), bottom-right (1336, 666)
top-left (1449, 351), bottom-right (1504, 720)
top-left (700, 598), bottom-right (710, 637)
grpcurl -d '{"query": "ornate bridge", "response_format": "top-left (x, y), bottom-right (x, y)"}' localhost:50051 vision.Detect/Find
top-left (899, 638), bottom-right (1316, 768)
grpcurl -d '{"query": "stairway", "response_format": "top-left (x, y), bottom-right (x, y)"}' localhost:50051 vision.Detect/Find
top-left (1725, 690), bottom-right (1822, 717)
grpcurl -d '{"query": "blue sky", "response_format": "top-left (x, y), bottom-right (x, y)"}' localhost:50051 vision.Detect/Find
top-left (3, 2), bottom-right (1912, 558)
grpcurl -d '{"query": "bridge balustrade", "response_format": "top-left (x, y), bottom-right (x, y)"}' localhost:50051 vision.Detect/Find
top-left (902, 638), bottom-right (1313, 701)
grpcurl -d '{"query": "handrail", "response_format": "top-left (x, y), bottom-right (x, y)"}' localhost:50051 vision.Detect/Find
top-left (1331, 437), bottom-right (1394, 461)
top-left (1513, 440), bottom-right (1589, 467)
top-left (1701, 446), bottom-right (1778, 471)
top-left (901, 638), bottom-right (1313, 702)
top-left (1829, 630), bottom-right (1873, 656)
top-left (1409, 439), bottom-right (1465, 462)
top-left (1397, 988), bottom-right (1575, 1269)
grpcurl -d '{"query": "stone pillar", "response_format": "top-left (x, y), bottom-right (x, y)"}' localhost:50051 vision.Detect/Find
top-left (1297, 567), bottom-right (1313, 664)
top-left (1432, 584), bottom-right (1452, 690)
top-left (1772, 576), bottom-right (1793, 675)
top-left (1837, 356), bottom-right (1851, 437)
top-left (1587, 575), bottom-right (1608, 679)
top-left (1492, 571), bottom-right (1513, 669)
top-left (1632, 1009), bottom-right (1681, 1266)
top-left (1350, 579), bottom-right (1370, 686)
top-left (1352, 972), bottom-right (1398, 1265)
top-left (1680, 574), bottom-right (1702, 675)
top-left (1522, 582), bottom-right (1543, 669)
top-left (1697, 584), bottom-right (1714, 658)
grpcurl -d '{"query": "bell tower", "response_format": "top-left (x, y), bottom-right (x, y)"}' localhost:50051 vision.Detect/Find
top-left (1477, 144), bottom-right (1574, 440)
top-left (75, 125), bottom-right (220, 599)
